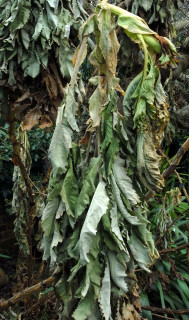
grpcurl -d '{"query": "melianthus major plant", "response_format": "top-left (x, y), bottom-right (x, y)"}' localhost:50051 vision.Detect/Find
top-left (40, 1), bottom-right (178, 319)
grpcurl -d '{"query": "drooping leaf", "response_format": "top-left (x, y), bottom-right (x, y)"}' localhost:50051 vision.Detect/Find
top-left (118, 14), bottom-right (155, 35)
top-left (111, 174), bottom-right (139, 225)
top-left (61, 160), bottom-right (79, 217)
top-left (48, 106), bottom-right (72, 176)
top-left (76, 157), bottom-right (102, 218)
top-left (107, 251), bottom-right (128, 293)
top-left (139, 0), bottom-right (153, 12)
top-left (99, 260), bottom-right (111, 320)
top-left (42, 197), bottom-right (59, 237)
top-left (79, 181), bottom-right (109, 264)
top-left (72, 286), bottom-right (95, 320)
top-left (98, 8), bottom-right (120, 75)
top-left (113, 157), bottom-right (140, 206)
top-left (10, 1), bottom-right (31, 32)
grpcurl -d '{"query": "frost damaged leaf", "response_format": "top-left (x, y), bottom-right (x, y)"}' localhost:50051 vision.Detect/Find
top-left (111, 175), bottom-right (139, 225)
top-left (64, 86), bottom-right (79, 131)
top-left (42, 197), bottom-right (59, 237)
top-left (108, 251), bottom-right (128, 293)
top-left (72, 286), bottom-right (94, 320)
top-left (61, 159), bottom-right (79, 217)
top-left (139, 0), bottom-right (153, 12)
top-left (98, 8), bottom-right (120, 75)
top-left (128, 230), bottom-right (153, 271)
top-left (89, 76), bottom-right (108, 129)
top-left (23, 107), bottom-right (41, 130)
top-left (99, 260), bottom-right (111, 320)
top-left (48, 106), bottom-right (72, 176)
top-left (76, 157), bottom-right (102, 218)
top-left (79, 181), bottom-right (109, 264)
top-left (113, 157), bottom-right (140, 206)
top-left (118, 14), bottom-right (155, 35)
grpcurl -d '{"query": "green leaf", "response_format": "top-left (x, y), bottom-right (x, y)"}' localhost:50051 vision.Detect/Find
top-left (25, 51), bottom-right (40, 78)
top-left (99, 260), bottom-right (111, 320)
top-left (79, 181), bottom-right (109, 264)
top-left (79, 14), bottom-right (96, 39)
top-left (61, 160), bottom-right (79, 217)
top-left (21, 29), bottom-right (30, 49)
top-left (47, 0), bottom-right (59, 9)
top-left (33, 12), bottom-right (43, 40)
top-left (76, 156), bottom-right (102, 218)
top-left (118, 14), bottom-right (155, 35)
top-left (46, 2), bottom-right (58, 30)
top-left (42, 198), bottom-right (59, 237)
top-left (56, 44), bottom-right (74, 79)
top-left (10, 1), bottom-right (31, 32)
top-left (72, 286), bottom-right (95, 320)
top-left (48, 107), bottom-right (72, 176)
top-left (107, 251), bottom-right (128, 293)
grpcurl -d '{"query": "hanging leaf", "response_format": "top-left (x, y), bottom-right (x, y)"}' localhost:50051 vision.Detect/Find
top-left (98, 260), bottom-right (111, 320)
top-left (61, 160), bottom-right (79, 217)
top-left (72, 286), bottom-right (95, 320)
top-left (76, 157), bottom-right (102, 218)
top-left (42, 197), bottom-right (59, 237)
top-left (10, 1), bottom-right (31, 32)
top-left (79, 181), bottom-right (109, 264)
top-left (48, 106), bottom-right (72, 176)
top-left (108, 251), bottom-right (128, 293)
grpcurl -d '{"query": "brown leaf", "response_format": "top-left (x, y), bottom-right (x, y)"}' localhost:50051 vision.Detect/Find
top-left (23, 107), bottom-right (41, 131)
top-left (45, 73), bottom-right (58, 99)
top-left (79, 130), bottom-right (90, 145)
top-left (16, 90), bottom-right (30, 103)
top-left (39, 115), bottom-right (52, 129)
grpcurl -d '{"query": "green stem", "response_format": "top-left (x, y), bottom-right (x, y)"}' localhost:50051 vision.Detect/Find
top-left (137, 34), bottom-right (148, 86)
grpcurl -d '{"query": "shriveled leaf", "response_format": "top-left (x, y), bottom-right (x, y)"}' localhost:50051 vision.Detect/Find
top-left (79, 181), bottom-right (109, 264)
top-left (39, 115), bottom-right (52, 129)
top-left (23, 107), bottom-right (41, 130)
top-left (98, 8), bottom-right (120, 75)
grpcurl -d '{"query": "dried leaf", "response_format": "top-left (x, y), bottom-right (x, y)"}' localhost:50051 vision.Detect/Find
top-left (23, 107), bottom-right (41, 130)
top-left (39, 115), bottom-right (52, 129)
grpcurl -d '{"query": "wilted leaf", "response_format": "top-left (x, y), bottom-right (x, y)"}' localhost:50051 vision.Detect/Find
top-left (48, 106), bottom-right (72, 176)
top-left (42, 197), bottom-right (59, 237)
top-left (23, 107), bottom-right (41, 130)
top-left (99, 260), bottom-right (111, 320)
top-left (98, 8), bottom-right (120, 75)
top-left (39, 115), bottom-right (52, 129)
top-left (79, 181), bottom-right (109, 264)
top-left (108, 251), bottom-right (128, 293)
top-left (76, 157), bottom-right (102, 218)
top-left (61, 160), bottom-right (79, 217)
